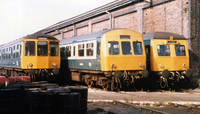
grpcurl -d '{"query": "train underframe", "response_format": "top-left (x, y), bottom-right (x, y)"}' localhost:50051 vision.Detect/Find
top-left (0, 67), bottom-right (59, 82)
top-left (148, 70), bottom-right (192, 89)
top-left (70, 69), bottom-right (148, 91)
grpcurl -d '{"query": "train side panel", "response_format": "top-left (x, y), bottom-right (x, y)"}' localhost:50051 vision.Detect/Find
top-left (61, 39), bottom-right (101, 71)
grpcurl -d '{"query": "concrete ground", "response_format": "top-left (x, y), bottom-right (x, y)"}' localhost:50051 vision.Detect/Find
top-left (88, 88), bottom-right (200, 105)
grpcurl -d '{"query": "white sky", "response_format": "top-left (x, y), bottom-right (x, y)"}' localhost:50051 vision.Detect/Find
top-left (0, 0), bottom-right (115, 45)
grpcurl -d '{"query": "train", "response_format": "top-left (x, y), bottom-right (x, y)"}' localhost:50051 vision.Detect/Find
top-left (0, 28), bottom-right (192, 90)
top-left (0, 33), bottom-right (60, 81)
top-left (60, 28), bottom-right (149, 90)
top-left (143, 32), bottom-right (192, 88)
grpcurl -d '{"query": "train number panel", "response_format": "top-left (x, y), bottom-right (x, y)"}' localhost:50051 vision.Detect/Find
top-left (143, 32), bottom-right (192, 89)
top-left (60, 28), bottom-right (148, 91)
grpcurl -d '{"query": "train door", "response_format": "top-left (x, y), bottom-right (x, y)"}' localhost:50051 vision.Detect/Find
top-left (71, 44), bottom-right (77, 69)
top-left (22, 40), bottom-right (37, 69)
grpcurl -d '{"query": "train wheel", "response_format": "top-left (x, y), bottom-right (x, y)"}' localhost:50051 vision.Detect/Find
top-left (111, 77), bottom-right (121, 91)
top-left (86, 79), bottom-right (94, 88)
top-left (160, 78), bottom-right (168, 89)
top-left (102, 83), bottom-right (111, 91)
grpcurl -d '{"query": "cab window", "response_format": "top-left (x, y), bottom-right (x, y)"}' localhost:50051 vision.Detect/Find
top-left (133, 42), bottom-right (143, 55)
top-left (157, 45), bottom-right (170, 56)
top-left (37, 41), bottom-right (48, 56)
top-left (121, 42), bottom-right (132, 55)
top-left (108, 41), bottom-right (119, 55)
top-left (25, 41), bottom-right (35, 56)
top-left (175, 45), bottom-right (186, 56)
top-left (50, 42), bottom-right (59, 56)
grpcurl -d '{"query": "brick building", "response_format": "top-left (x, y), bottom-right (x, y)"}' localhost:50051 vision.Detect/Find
top-left (40, 0), bottom-right (200, 77)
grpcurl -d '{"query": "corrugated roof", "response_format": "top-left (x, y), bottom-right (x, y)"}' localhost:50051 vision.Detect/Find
top-left (41, 0), bottom-right (140, 34)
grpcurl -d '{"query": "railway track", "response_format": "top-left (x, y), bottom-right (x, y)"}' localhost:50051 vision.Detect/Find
top-left (88, 101), bottom-right (200, 114)
top-left (88, 101), bottom-right (170, 114)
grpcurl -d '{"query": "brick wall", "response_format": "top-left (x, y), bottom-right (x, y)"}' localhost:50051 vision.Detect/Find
top-left (46, 0), bottom-right (199, 77)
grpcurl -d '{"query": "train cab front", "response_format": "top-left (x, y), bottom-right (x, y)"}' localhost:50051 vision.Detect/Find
top-left (100, 29), bottom-right (148, 89)
top-left (149, 36), bottom-right (191, 88)
top-left (21, 33), bottom-right (60, 78)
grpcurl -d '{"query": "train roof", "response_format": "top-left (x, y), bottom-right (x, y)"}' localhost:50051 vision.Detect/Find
top-left (25, 33), bottom-right (58, 40)
top-left (143, 32), bottom-right (186, 40)
top-left (0, 33), bottom-right (58, 48)
top-left (60, 28), bottom-right (120, 44)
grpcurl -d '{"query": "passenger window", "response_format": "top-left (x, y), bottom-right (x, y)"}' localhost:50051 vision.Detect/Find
top-left (133, 42), bottom-right (143, 55)
top-left (121, 42), bottom-right (132, 55)
top-left (108, 42), bottom-right (119, 55)
top-left (25, 41), bottom-right (35, 56)
top-left (86, 43), bottom-right (93, 56)
top-left (66, 46), bottom-right (71, 57)
top-left (37, 41), bottom-right (48, 56)
top-left (50, 42), bottom-right (59, 56)
top-left (175, 45), bottom-right (186, 56)
top-left (78, 44), bottom-right (84, 57)
top-left (157, 45), bottom-right (170, 56)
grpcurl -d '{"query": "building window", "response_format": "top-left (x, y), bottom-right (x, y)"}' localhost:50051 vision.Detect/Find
top-left (78, 44), bottom-right (84, 57)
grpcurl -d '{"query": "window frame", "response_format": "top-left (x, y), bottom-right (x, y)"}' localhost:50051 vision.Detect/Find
top-left (157, 45), bottom-right (171, 56)
top-left (24, 41), bottom-right (36, 56)
top-left (175, 45), bottom-right (186, 56)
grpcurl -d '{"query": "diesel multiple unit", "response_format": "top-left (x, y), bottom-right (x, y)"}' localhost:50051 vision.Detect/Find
top-left (0, 33), bottom-right (60, 80)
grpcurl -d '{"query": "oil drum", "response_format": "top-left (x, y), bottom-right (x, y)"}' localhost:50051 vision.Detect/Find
top-left (57, 92), bottom-right (80, 114)
top-left (29, 90), bottom-right (55, 114)
top-left (0, 87), bottom-right (22, 114)
top-left (69, 87), bottom-right (88, 114)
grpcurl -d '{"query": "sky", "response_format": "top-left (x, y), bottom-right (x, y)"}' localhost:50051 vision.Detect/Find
top-left (0, 0), bottom-right (115, 45)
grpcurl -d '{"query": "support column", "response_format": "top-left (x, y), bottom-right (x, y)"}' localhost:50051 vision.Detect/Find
top-left (73, 24), bottom-right (77, 36)
top-left (88, 20), bottom-right (92, 33)
top-left (137, 3), bottom-right (144, 33)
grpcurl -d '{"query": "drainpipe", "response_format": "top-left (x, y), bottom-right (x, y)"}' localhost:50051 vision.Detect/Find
top-left (106, 10), bottom-right (112, 29)
top-left (188, 0), bottom-right (192, 50)
top-left (198, 0), bottom-right (200, 77)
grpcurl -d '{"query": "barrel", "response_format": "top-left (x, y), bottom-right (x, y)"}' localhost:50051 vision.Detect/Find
top-left (69, 87), bottom-right (88, 114)
top-left (57, 92), bottom-right (80, 114)
top-left (47, 87), bottom-right (71, 94)
top-left (0, 88), bottom-right (22, 114)
top-left (29, 90), bottom-right (55, 114)
top-left (39, 83), bottom-right (58, 89)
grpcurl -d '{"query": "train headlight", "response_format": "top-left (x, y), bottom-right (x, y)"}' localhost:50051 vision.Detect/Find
top-left (160, 64), bottom-right (164, 68)
top-left (29, 63), bottom-right (33, 67)
top-left (53, 63), bottom-right (56, 67)
top-left (139, 63), bottom-right (143, 67)
top-left (183, 64), bottom-right (187, 68)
